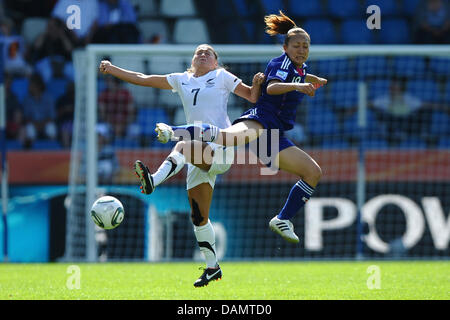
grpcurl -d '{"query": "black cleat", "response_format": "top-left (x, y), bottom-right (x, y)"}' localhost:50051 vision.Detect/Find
top-left (134, 160), bottom-right (155, 195)
top-left (194, 266), bottom-right (222, 287)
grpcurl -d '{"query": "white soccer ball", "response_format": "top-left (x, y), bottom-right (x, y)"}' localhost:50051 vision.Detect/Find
top-left (90, 196), bottom-right (125, 230)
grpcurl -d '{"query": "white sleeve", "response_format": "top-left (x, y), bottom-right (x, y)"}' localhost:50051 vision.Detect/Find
top-left (166, 72), bottom-right (184, 93)
top-left (221, 69), bottom-right (242, 93)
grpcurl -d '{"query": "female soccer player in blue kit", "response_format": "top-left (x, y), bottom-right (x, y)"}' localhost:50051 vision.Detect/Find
top-left (154, 11), bottom-right (328, 244)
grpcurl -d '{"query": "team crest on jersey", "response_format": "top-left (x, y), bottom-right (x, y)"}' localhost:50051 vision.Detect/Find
top-left (205, 78), bottom-right (215, 88)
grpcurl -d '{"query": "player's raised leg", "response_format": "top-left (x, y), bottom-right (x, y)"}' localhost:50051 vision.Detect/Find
top-left (155, 120), bottom-right (263, 147)
top-left (269, 146), bottom-right (322, 243)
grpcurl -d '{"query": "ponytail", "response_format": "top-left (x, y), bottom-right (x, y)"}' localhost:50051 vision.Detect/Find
top-left (264, 11), bottom-right (310, 45)
top-left (264, 10), bottom-right (297, 36)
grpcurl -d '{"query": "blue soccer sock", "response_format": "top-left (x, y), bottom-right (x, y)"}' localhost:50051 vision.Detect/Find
top-left (171, 123), bottom-right (220, 142)
top-left (277, 180), bottom-right (315, 220)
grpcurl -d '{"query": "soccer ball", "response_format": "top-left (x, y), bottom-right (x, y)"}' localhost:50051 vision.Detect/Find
top-left (90, 196), bottom-right (124, 230)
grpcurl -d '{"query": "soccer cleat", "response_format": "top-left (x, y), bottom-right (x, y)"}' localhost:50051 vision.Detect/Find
top-left (134, 160), bottom-right (155, 195)
top-left (194, 265), bottom-right (222, 287)
top-left (269, 216), bottom-right (300, 244)
top-left (155, 123), bottom-right (174, 144)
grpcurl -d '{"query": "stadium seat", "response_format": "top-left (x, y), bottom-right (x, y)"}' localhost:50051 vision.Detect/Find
top-left (356, 56), bottom-right (388, 79)
top-left (302, 19), bottom-right (337, 44)
top-left (260, 0), bottom-right (286, 14)
top-left (363, 137), bottom-right (389, 149)
top-left (129, 0), bottom-right (158, 18)
top-left (368, 79), bottom-right (391, 101)
top-left (21, 17), bottom-right (47, 45)
top-left (6, 140), bottom-right (22, 150)
top-left (232, 0), bottom-right (258, 17)
top-left (444, 82), bottom-right (450, 103)
top-left (328, 0), bottom-right (362, 18)
top-left (35, 57), bottom-right (53, 84)
top-left (136, 108), bottom-right (169, 136)
top-left (330, 80), bottom-right (360, 109)
top-left (392, 56), bottom-right (426, 77)
top-left (112, 138), bottom-right (139, 149)
top-left (438, 136), bottom-right (450, 148)
top-left (32, 140), bottom-right (62, 150)
top-left (173, 19), bottom-right (210, 44)
top-left (430, 111), bottom-right (450, 136)
top-left (321, 138), bottom-right (349, 149)
top-left (342, 109), bottom-right (383, 135)
top-left (307, 105), bottom-right (340, 137)
top-left (46, 78), bottom-right (68, 101)
top-left (429, 57), bottom-right (450, 76)
top-left (138, 19), bottom-right (170, 43)
top-left (397, 137), bottom-right (427, 149)
top-left (10, 77), bottom-right (29, 103)
top-left (341, 19), bottom-right (375, 44)
top-left (287, 0), bottom-right (323, 17)
top-left (364, 0), bottom-right (400, 16)
top-left (401, 0), bottom-right (422, 16)
top-left (160, 0), bottom-right (196, 17)
top-left (379, 19), bottom-right (411, 44)
top-left (406, 80), bottom-right (441, 103)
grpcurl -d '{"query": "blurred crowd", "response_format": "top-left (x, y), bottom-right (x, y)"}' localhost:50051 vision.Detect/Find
top-left (0, 0), bottom-right (449, 150)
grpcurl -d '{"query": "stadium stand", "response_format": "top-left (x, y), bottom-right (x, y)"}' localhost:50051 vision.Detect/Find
top-left (2, 0), bottom-right (448, 151)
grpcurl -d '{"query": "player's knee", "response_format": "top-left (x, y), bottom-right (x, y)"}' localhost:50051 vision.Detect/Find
top-left (174, 140), bottom-right (187, 153)
top-left (309, 164), bottom-right (322, 184)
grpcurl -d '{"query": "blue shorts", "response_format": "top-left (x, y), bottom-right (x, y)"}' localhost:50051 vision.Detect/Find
top-left (233, 107), bottom-right (295, 166)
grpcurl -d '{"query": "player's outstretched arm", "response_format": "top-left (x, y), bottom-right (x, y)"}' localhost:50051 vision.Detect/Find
top-left (305, 74), bottom-right (328, 89)
top-left (98, 60), bottom-right (172, 90)
top-left (267, 79), bottom-right (317, 97)
top-left (234, 72), bottom-right (265, 103)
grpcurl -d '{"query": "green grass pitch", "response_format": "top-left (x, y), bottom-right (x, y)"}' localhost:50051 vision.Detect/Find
top-left (0, 261), bottom-right (448, 300)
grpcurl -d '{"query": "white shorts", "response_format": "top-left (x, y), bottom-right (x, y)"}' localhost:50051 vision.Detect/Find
top-left (186, 143), bottom-right (234, 190)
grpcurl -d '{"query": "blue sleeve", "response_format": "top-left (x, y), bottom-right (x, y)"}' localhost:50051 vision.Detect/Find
top-left (266, 61), bottom-right (289, 83)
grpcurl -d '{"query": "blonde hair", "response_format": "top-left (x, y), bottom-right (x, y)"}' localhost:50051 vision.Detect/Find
top-left (264, 11), bottom-right (310, 45)
top-left (187, 44), bottom-right (219, 73)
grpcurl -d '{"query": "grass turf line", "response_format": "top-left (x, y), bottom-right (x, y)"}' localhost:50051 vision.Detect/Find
top-left (0, 261), bottom-right (448, 300)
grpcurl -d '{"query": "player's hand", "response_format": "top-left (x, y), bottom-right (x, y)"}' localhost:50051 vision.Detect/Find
top-left (313, 77), bottom-right (327, 89)
top-left (252, 72), bottom-right (265, 86)
top-left (296, 83), bottom-right (316, 97)
top-left (99, 60), bottom-right (112, 74)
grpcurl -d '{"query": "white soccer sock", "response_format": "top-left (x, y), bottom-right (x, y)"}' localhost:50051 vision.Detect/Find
top-left (151, 150), bottom-right (186, 186)
top-left (193, 220), bottom-right (218, 269)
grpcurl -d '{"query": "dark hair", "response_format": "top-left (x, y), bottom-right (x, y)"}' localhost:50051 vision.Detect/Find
top-left (264, 11), bottom-right (310, 45)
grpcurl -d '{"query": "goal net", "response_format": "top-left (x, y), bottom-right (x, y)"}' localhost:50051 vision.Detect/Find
top-left (66, 44), bottom-right (450, 262)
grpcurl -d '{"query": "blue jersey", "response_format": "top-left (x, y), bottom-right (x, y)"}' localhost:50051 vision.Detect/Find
top-left (256, 53), bottom-right (307, 131)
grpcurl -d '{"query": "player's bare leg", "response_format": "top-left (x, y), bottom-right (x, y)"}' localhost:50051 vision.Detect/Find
top-left (269, 146), bottom-right (322, 243)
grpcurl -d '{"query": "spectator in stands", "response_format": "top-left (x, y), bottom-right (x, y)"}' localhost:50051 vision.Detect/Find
top-left (51, 0), bottom-right (99, 46)
top-left (0, 16), bottom-right (32, 76)
top-left (414, 0), bottom-right (450, 44)
top-left (370, 79), bottom-right (424, 144)
top-left (92, 0), bottom-right (140, 44)
top-left (28, 17), bottom-right (75, 63)
top-left (4, 74), bottom-right (25, 140)
top-left (56, 81), bottom-right (75, 148)
top-left (22, 73), bottom-right (57, 148)
top-left (98, 75), bottom-right (135, 139)
top-left (97, 122), bottom-right (120, 184)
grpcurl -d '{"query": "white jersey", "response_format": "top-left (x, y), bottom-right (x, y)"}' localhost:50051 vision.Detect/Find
top-left (166, 68), bottom-right (242, 129)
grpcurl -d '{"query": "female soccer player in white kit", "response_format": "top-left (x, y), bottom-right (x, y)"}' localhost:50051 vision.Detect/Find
top-left (99, 44), bottom-right (264, 287)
